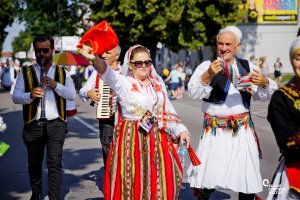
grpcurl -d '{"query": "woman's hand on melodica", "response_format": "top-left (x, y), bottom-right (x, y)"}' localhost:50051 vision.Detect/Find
top-left (179, 131), bottom-right (190, 148)
top-left (78, 44), bottom-right (96, 60)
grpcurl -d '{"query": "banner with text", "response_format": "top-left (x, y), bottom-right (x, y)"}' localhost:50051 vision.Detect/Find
top-left (241, 0), bottom-right (298, 24)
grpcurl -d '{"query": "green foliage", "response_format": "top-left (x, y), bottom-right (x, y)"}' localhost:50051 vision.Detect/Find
top-left (0, 0), bottom-right (15, 52)
top-left (12, 31), bottom-right (33, 53)
top-left (11, 0), bottom-right (92, 52)
top-left (89, 0), bottom-right (241, 61)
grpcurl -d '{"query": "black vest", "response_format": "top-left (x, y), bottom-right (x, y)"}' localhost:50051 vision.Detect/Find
top-left (22, 65), bottom-right (67, 123)
top-left (203, 58), bottom-right (251, 108)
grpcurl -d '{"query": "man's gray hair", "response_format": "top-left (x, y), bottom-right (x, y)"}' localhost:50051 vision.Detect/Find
top-left (217, 26), bottom-right (242, 43)
top-left (115, 45), bottom-right (121, 54)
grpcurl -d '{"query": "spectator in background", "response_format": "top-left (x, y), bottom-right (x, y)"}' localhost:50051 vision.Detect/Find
top-left (177, 64), bottom-right (186, 99)
top-left (162, 67), bottom-right (170, 80)
top-left (0, 59), bottom-right (13, 90)
top-left (259, 56), bottom-right (270, 77)
top-left (10, 59), bottom-right (21, 95)
top-left (273, 57), bottom-right (283, 85)
top-left (165, 62), bottom-right (181, 99)
top-left (185, 63), bottom-right (193, 90)
top-left (249, 55), bottom-right (256, 65)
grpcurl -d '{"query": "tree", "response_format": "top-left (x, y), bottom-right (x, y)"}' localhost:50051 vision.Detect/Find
top-left (11, 0), bottom-right (92, 52)
top-left (0, 0), bottom-right (15, 52)
top-left (12, 31), bottom-right (33, 53)
top-left (88, 0), bottom-right (242, 63)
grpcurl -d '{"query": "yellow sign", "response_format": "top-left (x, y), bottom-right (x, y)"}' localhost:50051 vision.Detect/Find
top-left (241, 0), bottom-right (298, 24)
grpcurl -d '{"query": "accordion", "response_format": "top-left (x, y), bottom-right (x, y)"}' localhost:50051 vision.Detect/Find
top-left (95, 75), bottom-right (117, 119)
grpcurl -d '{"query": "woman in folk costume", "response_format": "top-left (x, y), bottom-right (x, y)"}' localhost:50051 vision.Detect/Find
top-left (266, 37), bottom-right (300, 200)
top-left (79, 44), bottom-right (190, 200)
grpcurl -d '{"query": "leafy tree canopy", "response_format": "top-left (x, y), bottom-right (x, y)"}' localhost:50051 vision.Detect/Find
top-left (0, 0), bottom-right (15, 52)
top-left (12, 0), bottom-right (91, 52)
top-left (89, 0), bottom-right (241, 61)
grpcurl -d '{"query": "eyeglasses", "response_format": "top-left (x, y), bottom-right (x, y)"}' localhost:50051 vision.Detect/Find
top-left (129, 60), bottom-right (152, 68)
top-left (35, 48), bottom-right (51, 53)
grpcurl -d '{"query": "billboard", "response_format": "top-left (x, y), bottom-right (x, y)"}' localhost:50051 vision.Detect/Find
top-left (240, 0), bottom-right (298, 24)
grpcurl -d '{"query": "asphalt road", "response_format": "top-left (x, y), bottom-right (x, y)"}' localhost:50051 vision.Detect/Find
top-left (0, 88), bottom-right (280, 200)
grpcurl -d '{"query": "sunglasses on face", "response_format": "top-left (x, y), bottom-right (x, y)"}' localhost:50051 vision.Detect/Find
top-left (129, 60), bottom-right (152, 68)
top-left (35, 48), bottom-right (51, 53)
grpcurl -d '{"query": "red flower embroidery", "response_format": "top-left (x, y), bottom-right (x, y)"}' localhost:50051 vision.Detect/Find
top-left (153, 82), bottom-right (161, 93)
top-left (131, 83), bottom-right (140, 92)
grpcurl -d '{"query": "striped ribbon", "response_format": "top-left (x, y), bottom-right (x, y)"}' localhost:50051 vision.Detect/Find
top-left (223, 59), bottom-right (237, 86)
top-left (223, 59), bottom-right (253, 94)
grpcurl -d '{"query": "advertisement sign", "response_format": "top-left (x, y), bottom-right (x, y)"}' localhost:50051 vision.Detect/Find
top-left (240, 0), bottom-right (298, 24)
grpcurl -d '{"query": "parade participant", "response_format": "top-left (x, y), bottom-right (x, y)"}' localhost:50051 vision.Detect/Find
top-left (267, 37), bottom-right (300, 200)
top-left (12, 35), bottom-right (76, 200)
top-left (273, 57), bottom-right (283, 85)
top-left (79, 44), bottom-right (190, 199)
top-left (79, 45), bottom-right (121, 167)
top-left (187, 26), bottom-right (277, 200)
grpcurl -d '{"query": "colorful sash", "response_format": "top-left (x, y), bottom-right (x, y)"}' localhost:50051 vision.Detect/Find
top-left (203, 112), bottom-right (262, 158)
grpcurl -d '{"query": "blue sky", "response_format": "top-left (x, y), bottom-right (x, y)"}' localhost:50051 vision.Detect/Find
top-left (2, 20), bottom-right (25, 52)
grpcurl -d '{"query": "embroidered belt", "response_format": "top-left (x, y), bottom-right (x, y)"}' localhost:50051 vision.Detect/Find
top-left (203, 112), bottom-right (262, 158)
top-left (203, 112), bottom-right (253, 136)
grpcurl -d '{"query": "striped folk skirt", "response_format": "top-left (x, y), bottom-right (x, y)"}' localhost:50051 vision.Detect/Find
top-left (104, 119), bottom-right (183, 200)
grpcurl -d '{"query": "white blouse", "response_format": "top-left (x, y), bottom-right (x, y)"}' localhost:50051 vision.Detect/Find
top-left (100, 66), bottom-right (188, 139)
top-left (188, 59), bottom-right (278, 116)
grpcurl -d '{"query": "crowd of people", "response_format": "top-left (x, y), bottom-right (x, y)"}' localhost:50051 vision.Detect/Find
top-left (0, 25), bottom-right (299, 200)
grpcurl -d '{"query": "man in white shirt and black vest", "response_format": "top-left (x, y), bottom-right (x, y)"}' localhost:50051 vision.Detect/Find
top-left (79, 45), bottom-right (121, 168)
top-left (12, 35), bottom-right (76, 200)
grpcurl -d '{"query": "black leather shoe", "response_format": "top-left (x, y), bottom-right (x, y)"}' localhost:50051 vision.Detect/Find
top-left (30, 193), bottom-right (40, 200)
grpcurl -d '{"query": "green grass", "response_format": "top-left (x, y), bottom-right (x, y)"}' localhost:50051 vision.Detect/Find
top-left (268, 73), bottom-right (294, 83)
top-left (281, 74), bottom-right (294, 82)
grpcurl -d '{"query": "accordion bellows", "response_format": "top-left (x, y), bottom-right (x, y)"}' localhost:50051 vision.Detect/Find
top-left (77, 20), bottom-right (119, 55)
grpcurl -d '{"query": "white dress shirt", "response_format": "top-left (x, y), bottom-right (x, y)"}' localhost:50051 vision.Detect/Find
top-left (12, 62), bottom-right (76, 121)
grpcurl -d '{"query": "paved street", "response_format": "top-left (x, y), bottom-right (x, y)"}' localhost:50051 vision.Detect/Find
top-left (0, 88), bottom-right (280, 200)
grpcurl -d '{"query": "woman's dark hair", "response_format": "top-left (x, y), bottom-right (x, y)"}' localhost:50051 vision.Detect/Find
top-left (33, 35), bottom-right (54, 48)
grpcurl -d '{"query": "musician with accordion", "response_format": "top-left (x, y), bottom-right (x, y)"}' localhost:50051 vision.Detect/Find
top-left (12, 35), bottom-right (76, 200)
top-left (79, 45), bottom-right (122, 167)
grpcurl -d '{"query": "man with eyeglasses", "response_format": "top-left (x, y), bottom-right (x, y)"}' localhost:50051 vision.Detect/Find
top-left (186, 26), bottom-right (277, 200)
top-left (79, 45), bottom-right (121, 168)
top-left (12, 35), bottom-right (76, 200)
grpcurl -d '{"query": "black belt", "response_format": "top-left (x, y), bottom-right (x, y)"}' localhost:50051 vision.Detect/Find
top-left (25, 118), bottom-right (62, 127)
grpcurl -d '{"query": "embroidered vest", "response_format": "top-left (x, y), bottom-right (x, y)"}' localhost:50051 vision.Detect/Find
top-left (22, 65), bottom-right (66, 123)
top-left (203, 58), bottom-right (251, 108)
